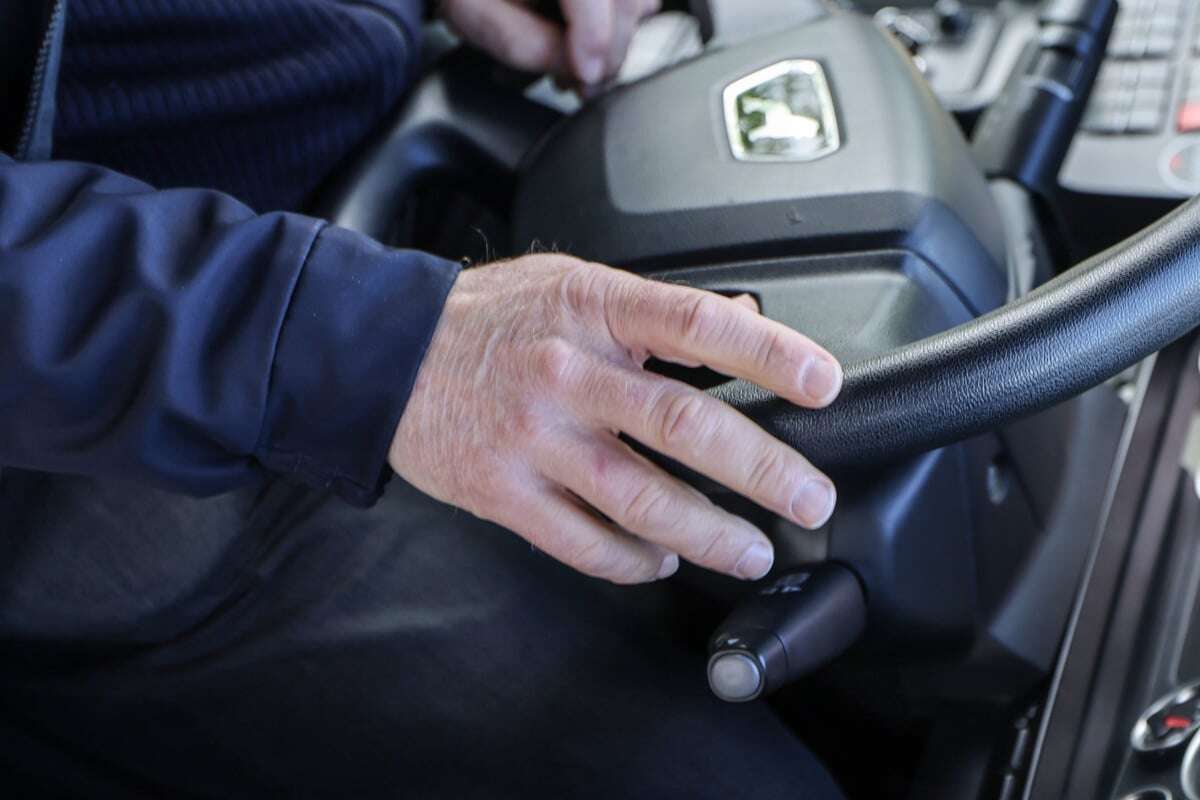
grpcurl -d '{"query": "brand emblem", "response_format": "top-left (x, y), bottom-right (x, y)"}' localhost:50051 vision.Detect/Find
top-left (724, 60), bottom-right (840, 162)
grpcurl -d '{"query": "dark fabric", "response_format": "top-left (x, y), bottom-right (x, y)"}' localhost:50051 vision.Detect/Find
top-left (55, 0), bottom-right (424, 212)
top-left (0, 0), bottom-right (64, 160)
top-left (0, 1), bottom-right (41, 151)
top-left (0, 157), bottom-right (460, 505)
top-left (0, 470), bottom-right (845, 799)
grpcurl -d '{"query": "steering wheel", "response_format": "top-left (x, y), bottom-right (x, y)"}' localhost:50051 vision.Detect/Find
top-left (317, 5), bottom-right (1189, 478)
top-left (317, 1), bottom-right (1195, 699)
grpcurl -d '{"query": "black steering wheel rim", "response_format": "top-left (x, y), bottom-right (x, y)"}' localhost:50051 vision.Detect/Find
top-left (715, 195), bottom-right (1200, 473)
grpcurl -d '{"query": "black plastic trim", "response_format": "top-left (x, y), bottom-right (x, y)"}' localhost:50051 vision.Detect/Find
top-left (1025, 339), bottom-right (1197, 799)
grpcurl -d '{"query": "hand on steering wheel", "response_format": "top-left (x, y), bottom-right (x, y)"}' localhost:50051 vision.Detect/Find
top-left (389, 255), bottom-right (842, 584)
top-left (439, 0), bottom-right (661, 87)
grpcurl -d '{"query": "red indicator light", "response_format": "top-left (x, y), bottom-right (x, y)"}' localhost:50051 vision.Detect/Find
top-left (1164, 715), bottom-right (1193, 730)
top-left (1179, 104), bottom-right (1200, 133)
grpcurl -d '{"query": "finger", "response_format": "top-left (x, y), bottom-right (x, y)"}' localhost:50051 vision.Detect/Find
top-left (572, 358), bottom-right (838, 529)
top-left (561, 0), bottom-right (615, 84)
top-left (603, 0), bottom-right (642, 79)
top-left (605, 276), bottom-right (842, 408)
top-left (443, 0), bottom-right (567, 74)
top-left (500, 481), bottom-right (678, 584)
top-left (731, 293), bottom-right (760, 313)
top-left (542, 430), bottom-right (774, 580)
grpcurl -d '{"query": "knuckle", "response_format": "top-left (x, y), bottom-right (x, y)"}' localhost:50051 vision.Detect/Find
top-left (580, 444), bottom-right (622, 499)
top-left (654, 389), bottom-right (708, 450)
top-left (678, 293), bottom-right (723, 343)
top-left (752, 328), bottom-right (786, 373)
top-left (601, 274), bottom-right (649, 334)
top-left (691, 526), bottom-right (741, 572)
top-left (568, 535), bottom-right (656, 586)
top-left (531, 337), bottom-right (578, 393)
top-left (585, 444), bottom-right (615, 482)
top-left (556, 262), bottom-right (604, 315)
top-left (511, 406), bottom-right (547, 441)
top-left (571, 535), bottom-right (620, 578)
top-left (746, 448), bottom-right (790, 504)
top-left (620, 480), bottom-right (674, 532)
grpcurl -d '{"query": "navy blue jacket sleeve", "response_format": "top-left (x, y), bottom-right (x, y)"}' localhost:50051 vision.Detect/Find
top-left (0, 156), bottom-right (461, 505)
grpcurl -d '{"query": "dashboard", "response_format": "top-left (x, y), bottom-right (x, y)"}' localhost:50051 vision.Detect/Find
top-left (862, 0), bottom-right (1200, 198)
top-left (1064, 0), bottom-right (1200, 196)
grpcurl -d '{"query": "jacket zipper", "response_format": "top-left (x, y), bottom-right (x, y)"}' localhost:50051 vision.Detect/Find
top-left (16, 0), bottom-right (65, 159)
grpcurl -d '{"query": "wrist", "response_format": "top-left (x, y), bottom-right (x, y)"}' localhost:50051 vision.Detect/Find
top-left (257, 223), bottom-right (461, 506)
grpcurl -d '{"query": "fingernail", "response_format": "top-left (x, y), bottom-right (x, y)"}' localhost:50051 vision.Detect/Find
top-left (734, 542), bottom-right (774, 581)
top-left (657, 554), bottom-right (680, 580)
top-left (800, 358), bottom-right (842, 405)
top-left (792, 479), bottom-right (836, 528)
top-left (579, 55), bottom-right (604, 85)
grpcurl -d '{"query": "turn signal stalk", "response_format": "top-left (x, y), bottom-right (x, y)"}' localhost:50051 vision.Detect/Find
top-left (707, 563), bottom-right (866, 702)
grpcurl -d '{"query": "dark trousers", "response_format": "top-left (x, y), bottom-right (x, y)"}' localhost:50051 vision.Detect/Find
top-left (0, 470), bottom-right (842, 798)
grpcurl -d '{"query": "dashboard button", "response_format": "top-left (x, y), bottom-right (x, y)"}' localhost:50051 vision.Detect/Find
top-left (1083, 106), bottom-right (1129, 133)
top-left (1135, 85), bottom-right (1168, 111)
top-left (1178, 103), bottom-right (1200, 132)
top-left (1150, 18), bottom-right (1178, 39)
top-left (1162, 140), bottom-right (1200, 192)
top-left (1118, 789), bottom-right (1172, 800)
top-left (1128, 107), bottom-right (1164, 133)
top-left (1138, 61), bottom-right (1173, 88)
top-left (1132, 682), bottom-right (1200, 754)
top-left (1111, 26), bottom-right (1149, 59)
top-left (1107, 61), bottom-right (1141, 87)
top-left (1146, 33), bottom-right (1177, 58)
top-left (1092, 85), bottom-right (1135, 111)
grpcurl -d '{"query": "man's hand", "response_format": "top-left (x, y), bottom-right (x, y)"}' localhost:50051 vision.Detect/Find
top-left (390, 255), bottom-right (843, 585)
top-left (439, 0), bottom-right (660, 87)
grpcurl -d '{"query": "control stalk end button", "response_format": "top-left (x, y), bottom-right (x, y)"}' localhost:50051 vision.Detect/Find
top-left (707, 651), bottom-right (764, 703)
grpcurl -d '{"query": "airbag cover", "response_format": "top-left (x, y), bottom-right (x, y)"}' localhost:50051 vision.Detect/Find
top-left (513, 12), bottom-right (1007, 315)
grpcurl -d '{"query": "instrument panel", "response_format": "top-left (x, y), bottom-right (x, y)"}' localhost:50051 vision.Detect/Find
top-left (1061, 0), bottom-right (1200, 197)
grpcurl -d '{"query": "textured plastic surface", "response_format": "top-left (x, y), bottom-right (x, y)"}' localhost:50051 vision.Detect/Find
top-left (512, 11), bottom-right (1008, 315)
top-left (648, 250), bottom-right (976, 365)
top-left (317, 47), bottom-right (561, 241)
